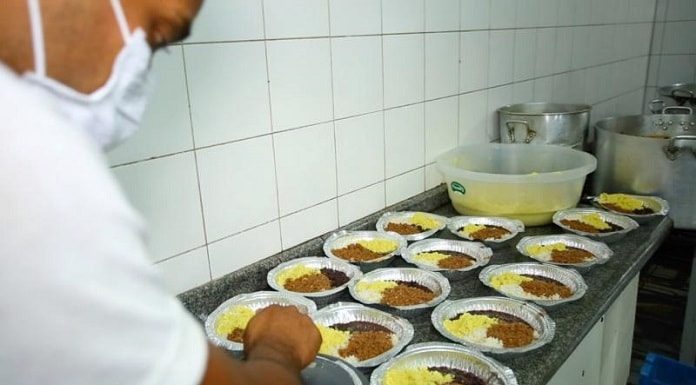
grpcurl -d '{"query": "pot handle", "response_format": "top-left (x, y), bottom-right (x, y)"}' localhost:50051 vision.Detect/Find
top-left (662, 106), bottom-right (694, 115)
top-left (664, 135), bottom-right (696, 160)
top-left (505, 120), bottom-right (537, 143)
top-left (649, 99), bottom-right (665, 114)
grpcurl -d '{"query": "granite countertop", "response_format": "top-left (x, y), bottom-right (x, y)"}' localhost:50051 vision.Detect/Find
top-left (180, 186), bottom-right (672, 385)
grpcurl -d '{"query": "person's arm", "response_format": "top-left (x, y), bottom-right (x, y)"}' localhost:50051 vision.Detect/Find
top-left (200, 306), bottom-right (322, 385)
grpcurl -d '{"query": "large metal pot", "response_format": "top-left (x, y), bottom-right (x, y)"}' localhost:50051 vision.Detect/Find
top-left (498, 103), bottom-right (591, 149)
top-left (592, 113), bottom-right (696, 229)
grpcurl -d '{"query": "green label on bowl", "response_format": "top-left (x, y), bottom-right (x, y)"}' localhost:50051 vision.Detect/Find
top-left (451, 182), bottom-right (466, 195)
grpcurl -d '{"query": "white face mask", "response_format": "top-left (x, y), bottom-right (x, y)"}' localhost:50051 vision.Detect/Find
top-left (23, 0), bottom-right (154, 151)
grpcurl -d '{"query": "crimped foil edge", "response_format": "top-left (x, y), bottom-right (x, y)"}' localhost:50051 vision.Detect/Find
top-left (376, 211), bottom-right (449, 241)
top-left (592, 194), bottom-right (670, 218)
top-left (515, 234), bottom-right (613, 267)
top-left (267, 257), bottom-right (363, 298)
top-left (447, 216), bottom-right (525, 243)
top-left (324, 230), bottom-right (408, 265)
top-left (552, 209), bottom-right (639, 238)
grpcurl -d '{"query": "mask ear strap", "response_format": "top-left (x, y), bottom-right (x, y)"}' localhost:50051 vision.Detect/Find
top-left (26, 0), bottom-right (46, 77)
top-left (110, 0), bottom-right (131, 42)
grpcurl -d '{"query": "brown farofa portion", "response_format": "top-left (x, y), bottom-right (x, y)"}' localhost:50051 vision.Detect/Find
top-left (467, 310), bottom-right (535, 348)
top-left (560, 219), bottom-right (623, 234)
top-left (466, 225), bottom-right (511, 240)
top-left (550, 247), bottom-right (595, 264)
top-left (520, 274), bottom-right (573, 298)
top-left (332, 243), bottom-right (388, 262)
top-left (227, 327), bottom-right (245, 343)
top-left (385, 222), bottom-right (424, 235)
top-left (381, 281), bottom-right (437, 306)
top-left (332, 321), bottom-right (395, 361)
top-left (436, 251), bottom-right (475, 269)
top-left (602, 202), bottom-right (655, 215)
top-left (283, 268), bottom-right (351, 293)
top-left (284, 273), bottom-right (332, 293)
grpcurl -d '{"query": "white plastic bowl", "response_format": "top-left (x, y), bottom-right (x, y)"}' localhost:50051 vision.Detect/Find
top-left (436, 144), bottom-right (597, 226)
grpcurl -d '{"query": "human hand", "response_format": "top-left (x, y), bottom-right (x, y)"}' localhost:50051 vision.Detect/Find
top-left (243, 305), bottom-right (321, 370)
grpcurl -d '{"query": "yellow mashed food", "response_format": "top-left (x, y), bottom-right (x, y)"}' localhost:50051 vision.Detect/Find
top-left (409, 212), bottom-right (441, 230)
top-left (276, 264), bottom-right (319, 285)
top-left (355, 280), bottom-right (398, 294)
top-left (578, 213), bottom-right (611, 230)
top-left (357, 239), bottom-right (399, 254)
top-left (317, 325), bottom-right (351, 355)
top-left (215, 306), bottom-right (256, 337)
top-left (443, 313), bottom-right (497, 338)
top-left (598, 193), bottom-right (645, 212)
top-left (491, 272), bottom-right (533, 289)
top-left (526, 242), bottom-right (567, 256)
top-left (461, 223), bottom-right (485, 235)
top-left (413, 251), bottom-right (450, 265)
top-left (384, 368), bottom-right (454, 385)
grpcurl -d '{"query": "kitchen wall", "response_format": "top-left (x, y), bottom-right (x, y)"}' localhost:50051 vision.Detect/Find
top-left (108, 0), bottom-right (656, 294)
top-left (645, 0), bottom-right (696, 111)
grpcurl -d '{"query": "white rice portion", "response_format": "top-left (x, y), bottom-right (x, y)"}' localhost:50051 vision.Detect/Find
top-left (357, 289), bottom-right (384, 303)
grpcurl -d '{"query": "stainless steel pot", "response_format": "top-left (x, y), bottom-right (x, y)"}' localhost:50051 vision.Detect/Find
top-left (498, 103), bottom-right (591, 149)
top-left (592, 113), bottom-right (696, 229)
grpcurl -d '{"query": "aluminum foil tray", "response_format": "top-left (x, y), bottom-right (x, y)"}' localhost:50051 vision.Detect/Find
top-left (324, 230), bottom-right (408, 271)
top-left (552, 208), bottom-right (639, 243)
top-left (348, 268), bottom-right (451, 312)
top-left (447, 216), bottom-right (525, 248)
top-left (402, 238), bottom-right (493, 273)
top-left (267, 257), bottom-right (363, 298)
top-left (431, 296), bottom-right (555, 354)
top-left (205, 291), bottom-right (317, 350)
top-left (370, 342), bottom-right (518, 385)
top-left (479, 263), bottom-right (588, 306)
top-left (312, 302), bottom-right (414, 368)
top-left (591, 194), bottom-right (669, 223)
top-left (516, 234), bottom-right (613, 268)
top-left (376, 211), bottom-right (449, 241)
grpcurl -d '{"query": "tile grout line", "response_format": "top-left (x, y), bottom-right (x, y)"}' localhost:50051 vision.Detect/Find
top-left (422, 0), bottom-right (426, 192)
top-left (326, 0), bottom-right (341, 228)
top-left (380, 0), bottom-right (387, 209)
top-left (180, 45), bottom-right (213, 280)
top-left (260, 0), bottom-right (285, 251)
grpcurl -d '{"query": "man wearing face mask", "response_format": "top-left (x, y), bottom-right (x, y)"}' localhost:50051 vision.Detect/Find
top-left (0, 1), bottom-right (321, 385)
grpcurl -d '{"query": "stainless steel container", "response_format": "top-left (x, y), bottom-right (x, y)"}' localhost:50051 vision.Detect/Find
top-left (592, 113), bottom-right (696, 229)
top-left (498, 103), bottom-right (591, 149)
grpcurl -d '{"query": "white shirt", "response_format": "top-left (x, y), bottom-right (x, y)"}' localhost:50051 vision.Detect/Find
top-left (0, 64), bottom-right (208, 385)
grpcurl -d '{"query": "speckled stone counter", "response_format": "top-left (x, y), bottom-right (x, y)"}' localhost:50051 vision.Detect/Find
top-left (179, 185), bottom-right (672, 385)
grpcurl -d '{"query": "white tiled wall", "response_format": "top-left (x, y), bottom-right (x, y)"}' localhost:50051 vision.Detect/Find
top-left (644, 0), bottom-right (696, 112)
top-left (109, 0), bottom-right (658, 293)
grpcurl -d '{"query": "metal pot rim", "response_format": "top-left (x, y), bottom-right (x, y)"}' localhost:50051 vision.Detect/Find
top-left (498, 102), bottom-right (592, 115)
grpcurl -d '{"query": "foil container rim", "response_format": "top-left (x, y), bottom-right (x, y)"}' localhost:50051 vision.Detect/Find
top-left (430, 296), bottom-right (556, 354)
top-left (515, 234), bottom-right (614, 267)
top-left (324, 230), bottom-right (408, 265)
top-left (447, 216), bottom-right (525, 243)
top-left (552, 208), bottom-right (639, 238)
top-left (311, 301), bottom-right (415, 367)
top-left (370, 341), bottom-right (518, 385)
top-left (267, 256), bottom-right (364, 298)
top-left (375, 211), bottom-right (449, 241)
top-left (402, 238), bottom-right (493, 272)
top-left (205, 291), bottom-right (318, 350)
top-left (592, 194), bottom-right (670, 217)
top-left (478, 263), bottom-right (588, 306)
top-left (348, 267), bottom-right (452, 310)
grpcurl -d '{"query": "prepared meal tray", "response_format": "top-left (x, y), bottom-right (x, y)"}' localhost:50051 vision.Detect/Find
top-left (312, 302), bottom-right (414, 368)
top-left (376, 211), bottom-right (448, 241)
top-left (447, 216), bottom-right (525, 248)
top-left (370, 342), bottom-right (518, 385)
top-left (349, 268), bottom-right (451, 316)
top-left (431, 297), bottom-right (555, 354)
top-left (592, 193), bottom-right (669, 222)
top-left (205, 291), bottom-right (317, 350)
top-left (267, 257), bottom-right (362, 298)
top-left (516, 234), bottom-right (613, 268)
top-left (552, 208), bottom-right (638, 242)
top-left (479, 263), bottom-right (587, 306)
top-left (324, 231), bottom-right (408, 270)
top-left (401, 238), bottom-right (492, 274)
